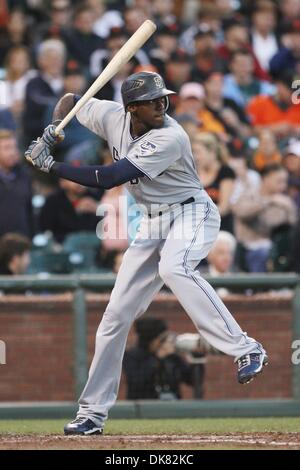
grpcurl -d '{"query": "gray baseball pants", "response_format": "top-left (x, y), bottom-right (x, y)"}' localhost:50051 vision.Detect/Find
top-left (77, 195), bottom-right (264, 427)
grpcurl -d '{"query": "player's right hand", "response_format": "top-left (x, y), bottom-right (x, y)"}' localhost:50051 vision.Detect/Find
top-left (42, 122), bottom-right (65, 147)
top-left (25, 138), bottom-right (55, 173)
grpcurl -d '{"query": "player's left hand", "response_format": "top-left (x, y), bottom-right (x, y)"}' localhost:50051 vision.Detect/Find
top-left (25, 139), bottom-right (56, 173)
top-left (42, 121), bottom-right (65, 147)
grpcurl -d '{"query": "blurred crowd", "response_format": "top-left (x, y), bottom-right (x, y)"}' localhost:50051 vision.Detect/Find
top-left (1, 0), bottom-right (300, 276)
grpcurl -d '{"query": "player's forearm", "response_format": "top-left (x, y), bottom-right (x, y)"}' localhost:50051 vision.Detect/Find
top-left (51, 158), bottom-right (144, 189)
top-left (52, 93), bottom-right (76, 122)
top-left (52, 162), bottom-right (100, 187)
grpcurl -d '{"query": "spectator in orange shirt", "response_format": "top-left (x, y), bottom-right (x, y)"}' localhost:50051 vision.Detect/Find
top-left (246, 71), bottom-right (300, 139)
top-left (204, 71), bottom-right (251, 140)
top-left (175, 82), bottom-right (227, 139)
top-left (252, 129), bottom-right (282, 172)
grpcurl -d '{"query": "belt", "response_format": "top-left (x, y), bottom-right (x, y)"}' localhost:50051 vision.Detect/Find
top-left (148, 197), bottom-right (195, 218)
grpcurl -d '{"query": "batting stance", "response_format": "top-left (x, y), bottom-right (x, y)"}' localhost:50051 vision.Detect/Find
top-left (25, 72), bottom-right (268, 436)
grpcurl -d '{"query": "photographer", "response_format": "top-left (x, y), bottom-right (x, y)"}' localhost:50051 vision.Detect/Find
top-left (123, 316), bottom-right (206, 400)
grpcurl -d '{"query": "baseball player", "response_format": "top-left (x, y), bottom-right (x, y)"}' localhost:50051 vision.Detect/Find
top-left (25, 72), bottom-right (268, 436)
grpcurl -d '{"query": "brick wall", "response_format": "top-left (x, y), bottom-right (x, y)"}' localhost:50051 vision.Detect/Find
top-left (0, 291), bottom-right (293, 401)
top-left (0, 294), bottom-right (74, 401)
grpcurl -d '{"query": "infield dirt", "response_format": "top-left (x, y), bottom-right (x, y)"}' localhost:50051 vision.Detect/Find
top-left (0, 432), bottom-right (299, 450)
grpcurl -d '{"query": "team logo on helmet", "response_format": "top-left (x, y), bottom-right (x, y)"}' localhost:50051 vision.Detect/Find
top-left (127, 79), bottom-right (144, 90)
top-left (154, 76), bottom-right (164, 89)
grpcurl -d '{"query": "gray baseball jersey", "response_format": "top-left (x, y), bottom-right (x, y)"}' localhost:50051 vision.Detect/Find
top-left (76, 99), bottom-right (202, 209)
top-left (74, 97), bottom-right (265, 429)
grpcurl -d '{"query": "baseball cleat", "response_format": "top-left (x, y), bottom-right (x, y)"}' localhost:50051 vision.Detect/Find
top-left (64, 417), bottom-right (103, 436)
top-left (237, 352), bottom-right (269, 384)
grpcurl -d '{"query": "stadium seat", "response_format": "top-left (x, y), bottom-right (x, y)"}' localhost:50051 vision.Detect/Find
top-left (63, 232), bottom-right (101, 273)
top-left (27, 251), bottom-right (73, 274)
top-left (63, 231), bottom-right (100, 253)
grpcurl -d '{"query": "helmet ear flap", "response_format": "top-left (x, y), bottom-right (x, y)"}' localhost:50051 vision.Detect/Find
top-left (164, 96), bottom-right (170, 112)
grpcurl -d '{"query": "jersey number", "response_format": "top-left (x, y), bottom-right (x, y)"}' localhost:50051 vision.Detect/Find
top-left (113, 146), bottom-right (140, 185)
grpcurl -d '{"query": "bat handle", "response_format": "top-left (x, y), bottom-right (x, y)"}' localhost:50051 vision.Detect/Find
top-left (55, 119), bottom-right (66, 135)
top-left (55, 119), bottom-right (68, 134)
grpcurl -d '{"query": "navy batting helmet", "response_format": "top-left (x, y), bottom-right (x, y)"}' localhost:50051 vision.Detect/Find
top-left (121, 71), bottom-right (176, 109)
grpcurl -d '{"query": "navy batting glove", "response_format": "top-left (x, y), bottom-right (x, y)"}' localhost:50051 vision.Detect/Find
top-left (42, 120), bottom-right (65, 147)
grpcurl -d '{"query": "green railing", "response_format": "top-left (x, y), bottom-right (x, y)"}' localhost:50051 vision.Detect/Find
top-left (0, 273), bottom-right (300, 419)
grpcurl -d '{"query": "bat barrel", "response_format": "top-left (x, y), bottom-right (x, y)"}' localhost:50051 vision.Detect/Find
top-left (55, 20), bottom-right (157, 134)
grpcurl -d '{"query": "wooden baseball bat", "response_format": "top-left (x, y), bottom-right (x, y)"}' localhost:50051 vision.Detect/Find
top-left (55, 20), bottom-right (157, 134)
